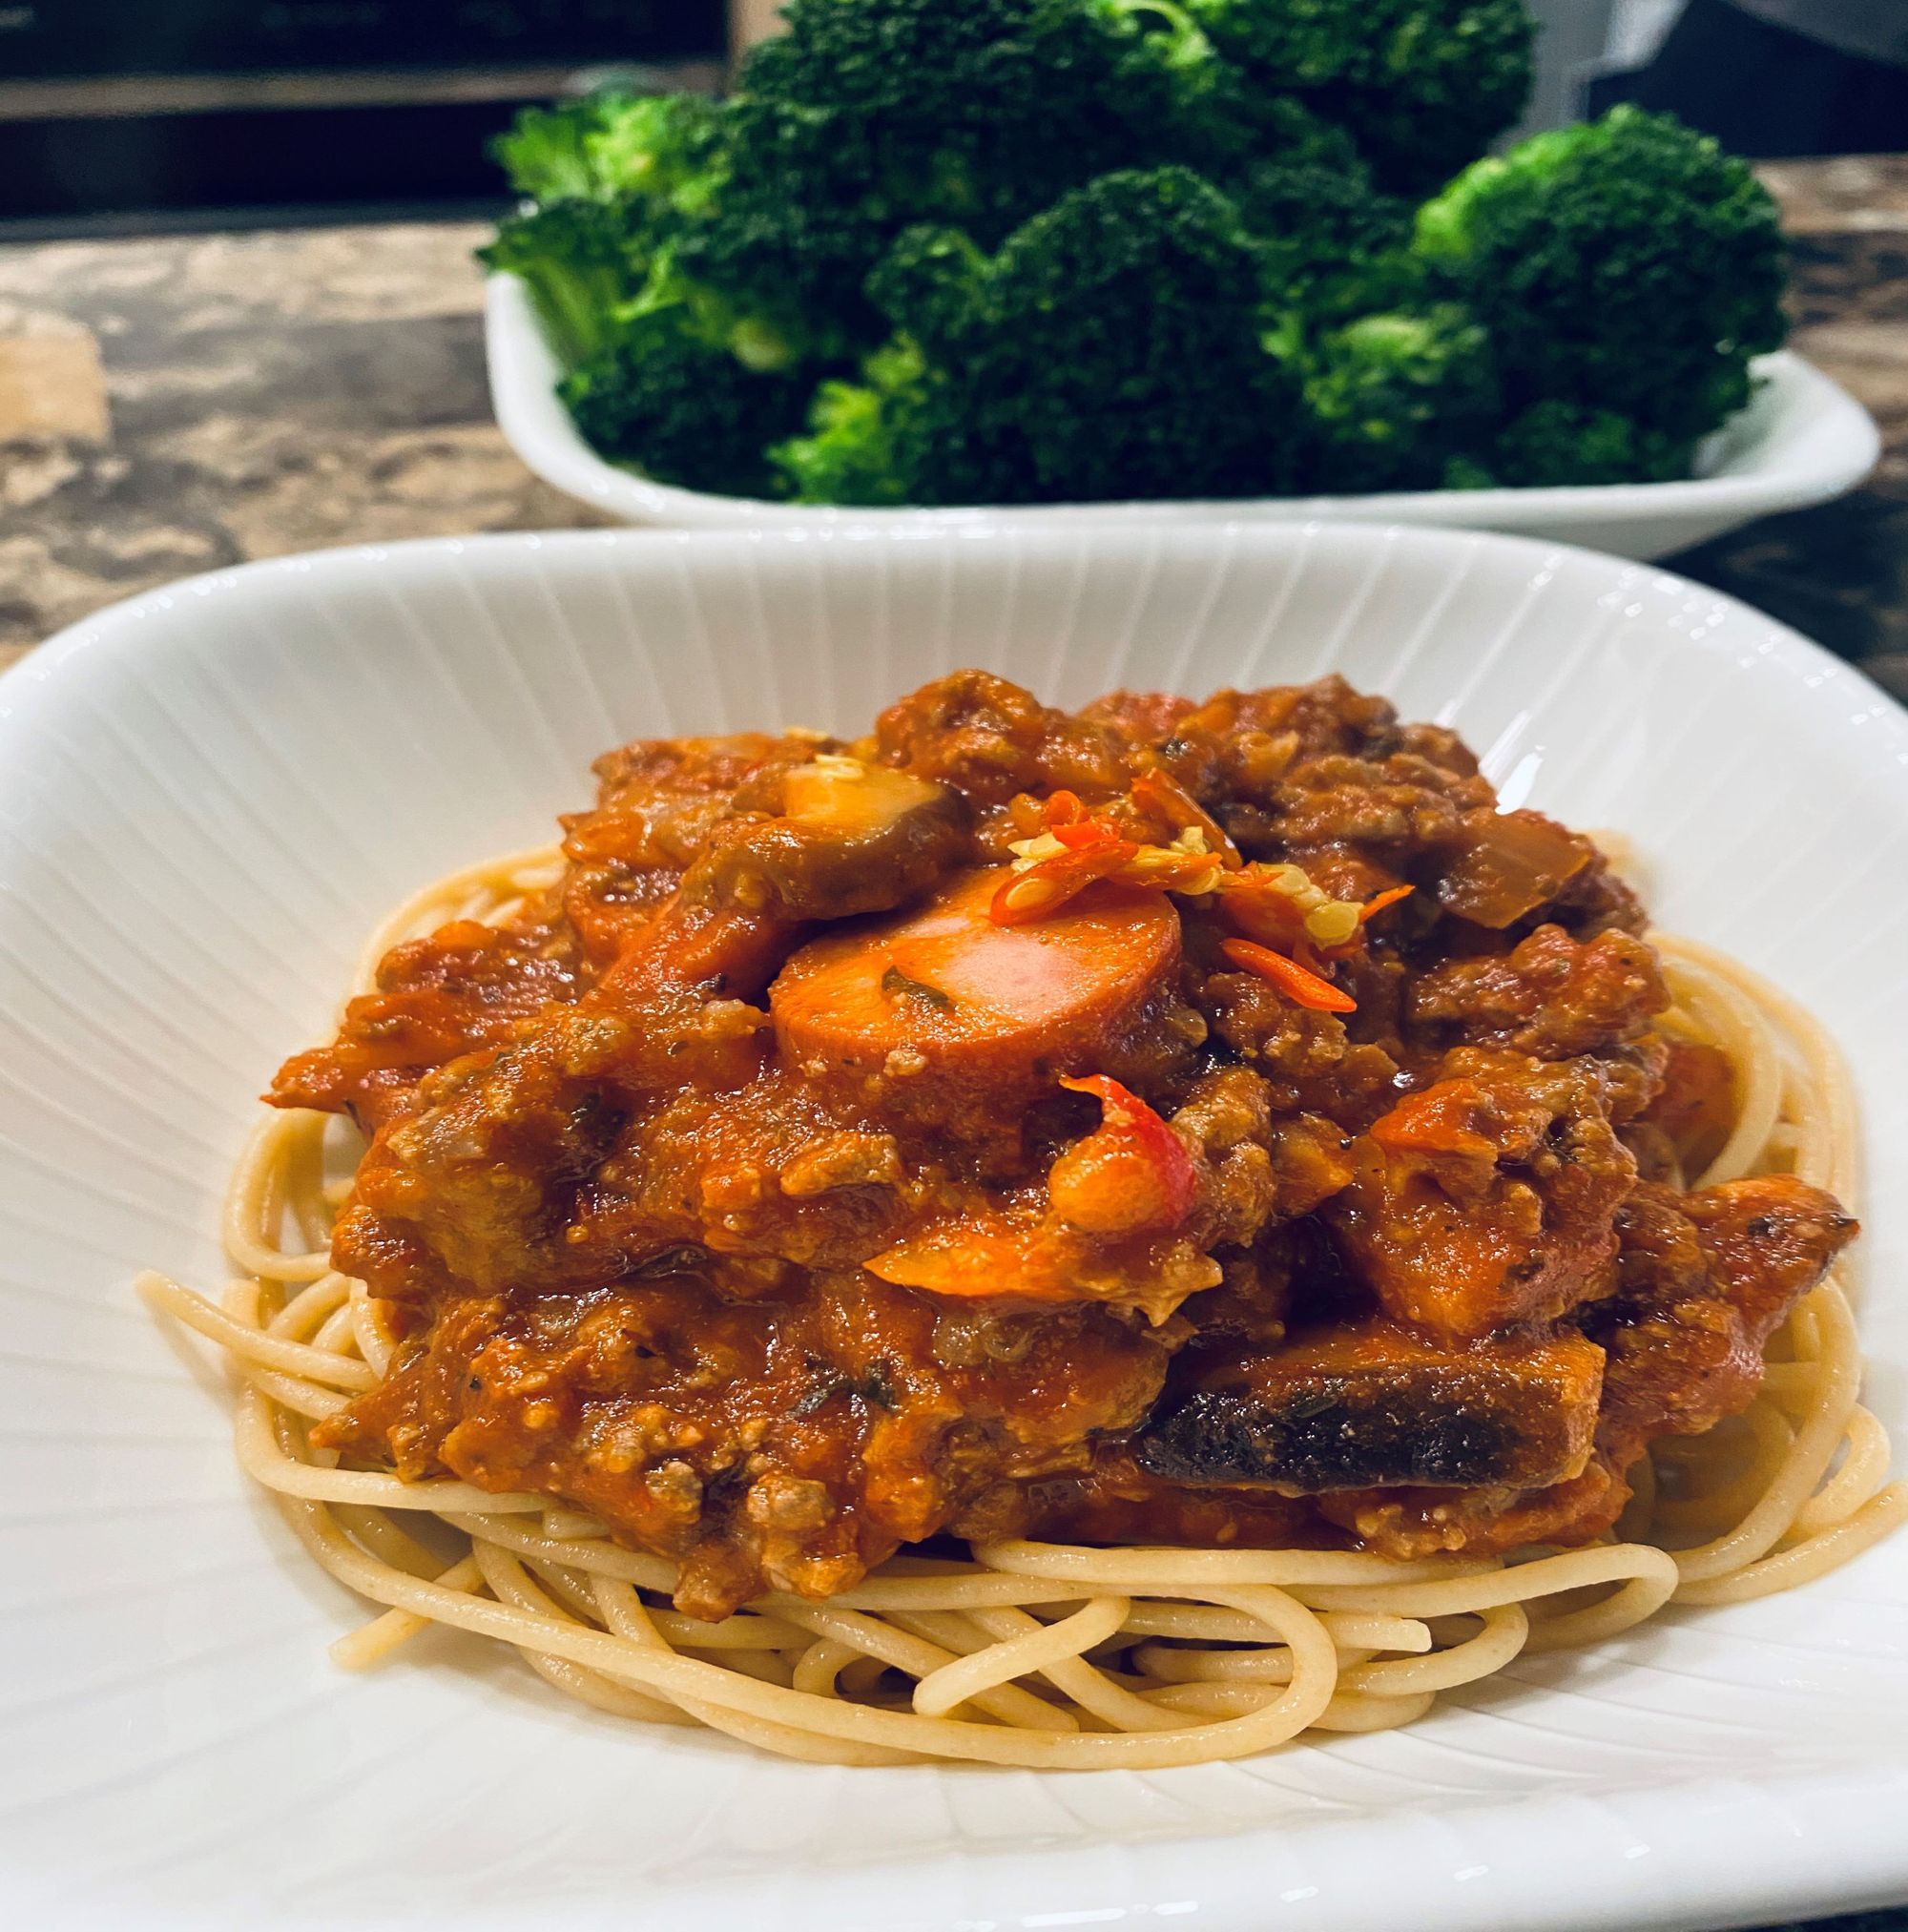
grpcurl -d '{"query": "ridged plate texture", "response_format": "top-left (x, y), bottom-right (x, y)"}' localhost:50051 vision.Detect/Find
top-left (0, 525), bottom-right (1903, 1932)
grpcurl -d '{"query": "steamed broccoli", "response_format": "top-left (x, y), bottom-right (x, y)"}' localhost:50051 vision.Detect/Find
top-left (1300, 305), bottom-right (1498, 492)
top-left (770, 339), bottom-right (960, 507)
top-left (480, 199), bottom-right (646, 369)
top-left (562, 311), bottom-right (812, 498)
top-left (494, 93), bottom-right (881, 354)
top-left (490, 93), bottom-right (723, 210)
top-left (737, 0), bottom-right (1322, 240)
top-left (485, 4), bottom-right (1791, 509)
top-left (740, 0), bottom-right (1064, 120)
top-left (1188, 0), bottom-right (1534, 193)
top-left (1235, 144), bottom-right (1418, 323)
top-left (507, 213), bottom-right (821, 498)
top-left (776, 168), bottom-right (1306, 506)
top-left (667, 96), bottom-right (939, 350)
top-left (738, 0), bottom-right (1118, 238)
top-left (1417, 105), bottom-right (1789, 445)
top-left (1450, 400), bottom-right (1697, 489)
top-left (1083, 2), bottom-right (1348, 180)
top-left (487, 97), bottom-right (849, 490)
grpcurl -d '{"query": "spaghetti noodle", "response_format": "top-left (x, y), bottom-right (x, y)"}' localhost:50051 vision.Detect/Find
top-left (140, 846), bottom-right (1905, 1769)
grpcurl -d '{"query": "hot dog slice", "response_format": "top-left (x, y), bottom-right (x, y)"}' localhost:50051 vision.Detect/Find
top-left (770, 869), bottom-right (1181, 1102)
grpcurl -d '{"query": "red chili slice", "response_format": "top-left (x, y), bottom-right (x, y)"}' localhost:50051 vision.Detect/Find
top-left (1219, 938), bottom-right (1358, 1014)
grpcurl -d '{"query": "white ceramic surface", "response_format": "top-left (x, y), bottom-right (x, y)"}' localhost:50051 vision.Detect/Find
top-left (487, 270), bottom-right (1881, 559)
top-left (1, 525), bottom-right (1904, 1932)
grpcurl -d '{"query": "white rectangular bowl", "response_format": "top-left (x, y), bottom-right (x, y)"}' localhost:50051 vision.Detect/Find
top-left (1, 523), bottom-right (1904, 1932)
top-left (487, 269), bottom-right (1880, 559)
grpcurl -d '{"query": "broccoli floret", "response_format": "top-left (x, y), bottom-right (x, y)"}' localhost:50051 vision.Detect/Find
top-left (491, 100), bottom-right (601, 204)
top-left (551, 235), bottom-right (821, 499)
top-left (712, 7), bottom-right (1340, 353)
top-left (482, 172), bottom-right (824, 374)
top-left (487, 123), bottom-right (831, 497)
top-left (1187, 0), bottom-right (1534, 194)
top-left (739, 0), bottom-right (1299, 241)
top-left (783, 167), bottom-right (1306, 507)
top-left (913, 166), bottom-right (1308, 501)
top-left (479, 199), bottom-right (648, 368)
top-left (1234, 144), bottom-right (1418, 323)
top-left (740, 0), bottom-right (1053, 118)
top-left (771, 368), bottom-right (908, 509)
top-left (562, 310), bottom-right (813, 499)
top-left (1417, 106), bottom-right (1787, 445)
top-left (667, 97), bottom-right (921, 352)
top-left (771, 339), bottom-right (963, 506)
top-left (1449, 400), bottom-right (1697, 488)
top-left (486, 104), bottom-right (880, 511)
top-left (738, 0), bottom-right (1099, 236)
top-left (1083, 1), bottom-right (1318, 177)
top-left (1300, 305), bottom-right (1498, 492)
top-left (491, 93), bottom-right (723, 208)
top-left (581, 93), bottom-right (725, 209)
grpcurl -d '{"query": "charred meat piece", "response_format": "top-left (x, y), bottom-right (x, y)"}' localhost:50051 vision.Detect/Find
top-left (957, 1449), bottom-right (1324, 1550)
top-left (1313, 1174), bottom-right (1857, 1562)
top-left (1136, 1321), bottom-right (1605, 1493)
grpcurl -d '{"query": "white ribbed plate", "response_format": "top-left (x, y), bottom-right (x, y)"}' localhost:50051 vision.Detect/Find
top-left (1, 525), bottom-right (1904, 1932)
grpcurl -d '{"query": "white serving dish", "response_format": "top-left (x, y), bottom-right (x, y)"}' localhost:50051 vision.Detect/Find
top-left (2, 524), bottom-right (1905, 1932)
top-left (487, 269), bottom-right (1880, 559)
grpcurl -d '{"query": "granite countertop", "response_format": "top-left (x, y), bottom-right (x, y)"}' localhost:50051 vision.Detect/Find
top-left (0, 160), bottom-right (1906, 1932)
top-left (0, 155), bottom-right (1905, 683)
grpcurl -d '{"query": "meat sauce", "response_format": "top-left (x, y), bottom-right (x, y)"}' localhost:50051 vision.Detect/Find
top-left (273, 673), bottom-right (1856, 1617)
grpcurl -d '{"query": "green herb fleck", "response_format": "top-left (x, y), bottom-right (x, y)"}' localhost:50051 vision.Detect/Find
top-left (881, 965), bottom-right (952, 1011)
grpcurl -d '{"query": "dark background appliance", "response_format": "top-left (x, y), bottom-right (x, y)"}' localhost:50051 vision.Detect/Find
top-left (0, 2), bottom-right (728, 230)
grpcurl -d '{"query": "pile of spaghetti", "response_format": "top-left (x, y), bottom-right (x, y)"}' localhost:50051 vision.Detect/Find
top-left (144, 673), bottom-right (1904, 1768)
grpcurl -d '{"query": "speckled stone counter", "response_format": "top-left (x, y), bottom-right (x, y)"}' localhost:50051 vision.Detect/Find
top-left (1, 156), bottom-right (1905, 696)
top-left (0, 222), bottom-right (603, 668)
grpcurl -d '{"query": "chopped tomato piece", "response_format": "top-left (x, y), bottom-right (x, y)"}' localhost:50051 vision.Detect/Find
top-left (1049, 819), bottom-right (1130, 852)
top-left (1219, 938), bottom-right (1358, 1014)
top-left (1367, 1079), bottom-right (1500, 1160)
top-left (866, 1218), bottom-right (1082, 1300)
top-left (1053, 1074), bottom-right (1198, 1233)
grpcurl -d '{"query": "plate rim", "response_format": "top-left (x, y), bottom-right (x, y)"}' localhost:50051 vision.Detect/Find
top-left (7, 518), bottom-right (1902, 735)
